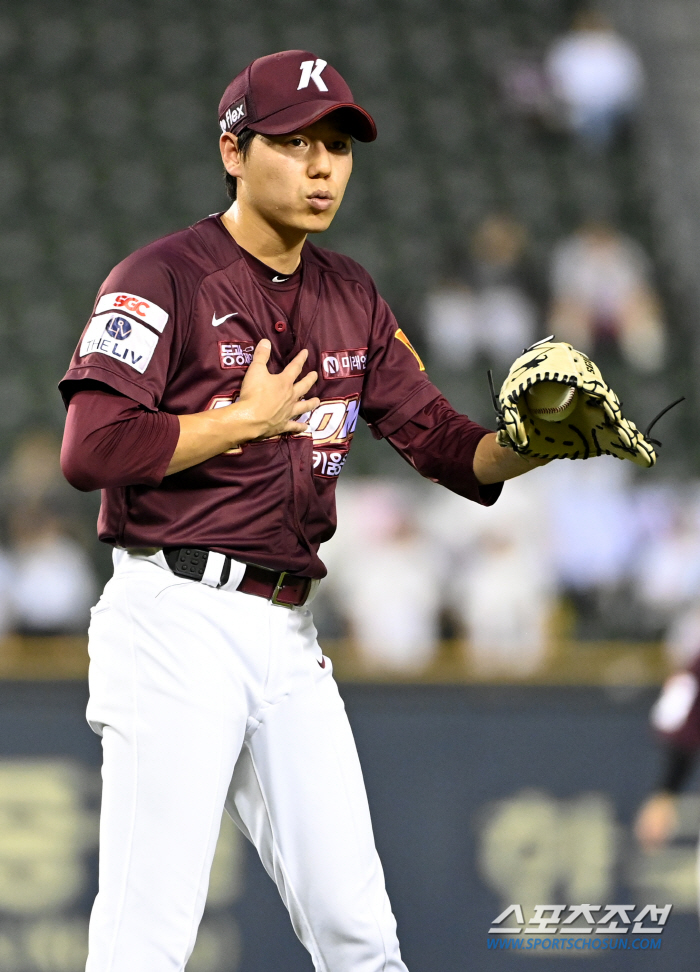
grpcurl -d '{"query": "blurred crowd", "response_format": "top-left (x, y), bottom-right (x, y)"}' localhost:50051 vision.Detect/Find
top-left (424, 213), bottom-right (665, 379)
top-left (0, 430), bottom-right (97, 639)
top-left (316, 462), bottom-right (700, 678)
top-left (499, 9), bottom-right (644, 153)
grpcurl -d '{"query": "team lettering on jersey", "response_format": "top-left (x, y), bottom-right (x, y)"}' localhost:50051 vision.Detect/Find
top-left (313, 449), bottom-right (348, 477)
top-left (205, 393), bottom-right (360, 475)
top-left (300, 394), bottom-right (360, 478)
top-left (303, 396), bottom-right (360, 444)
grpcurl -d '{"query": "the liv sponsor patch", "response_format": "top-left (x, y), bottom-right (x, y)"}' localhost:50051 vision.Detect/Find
top-left (80, 314), bottom-right (159, 373)
top-left (321, 348), bottom-right (367, 380)
top-left (219, 342), bottom-right (254, 370)
top-left (94, 292), bottom-right (169, 333)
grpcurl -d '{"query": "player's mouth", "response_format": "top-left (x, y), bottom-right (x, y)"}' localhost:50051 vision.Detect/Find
top-left (307, 191), bottom-right (334, 211)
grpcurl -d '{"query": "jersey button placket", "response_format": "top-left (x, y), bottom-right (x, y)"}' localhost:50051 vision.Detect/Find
top-left (274, 320), bottom-right (286, 333)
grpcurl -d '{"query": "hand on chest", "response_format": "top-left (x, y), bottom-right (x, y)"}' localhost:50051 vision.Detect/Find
top-left (173, 275), bottom-right (369, 473)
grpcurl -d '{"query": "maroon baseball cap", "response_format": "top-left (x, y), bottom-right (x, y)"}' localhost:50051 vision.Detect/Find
top-left (218, 50), bottom-right (377, 142)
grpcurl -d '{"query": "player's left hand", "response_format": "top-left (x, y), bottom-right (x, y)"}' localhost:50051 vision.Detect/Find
top-left (491, 339), bottom-right (657, 466)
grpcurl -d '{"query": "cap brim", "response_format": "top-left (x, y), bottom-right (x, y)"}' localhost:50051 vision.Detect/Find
top-left (249, 101), bottom-right (377, 142)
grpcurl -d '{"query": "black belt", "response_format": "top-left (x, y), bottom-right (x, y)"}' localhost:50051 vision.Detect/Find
top-left (163, 547), bottom-right (313, 608)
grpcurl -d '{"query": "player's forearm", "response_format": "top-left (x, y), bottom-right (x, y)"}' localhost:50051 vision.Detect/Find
top-left (62, 390), bottom-right (181, 492)
top-left (473, 432), bottom-right (549, 484)
top-left (386, 398), bottom-right (501, 505)
top-left (165, 404), bottom-right (266, 476)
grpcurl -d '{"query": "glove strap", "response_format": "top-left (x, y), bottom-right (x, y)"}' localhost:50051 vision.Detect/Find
top-left (644, 396), bottom-right (685, 446)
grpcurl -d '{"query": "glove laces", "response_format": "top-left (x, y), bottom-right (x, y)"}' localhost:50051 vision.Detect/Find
top-left (643, 397), bottom-right (685, 448)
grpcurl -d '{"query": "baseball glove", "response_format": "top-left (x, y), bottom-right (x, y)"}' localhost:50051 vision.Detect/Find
top-left (490, 338), bottom-right (661, 467)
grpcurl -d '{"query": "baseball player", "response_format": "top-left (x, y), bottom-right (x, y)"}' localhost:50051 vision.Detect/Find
top-left (635, 655), bottom-right (700, 851)
top-left (59, 51), bottom-right (655, 972)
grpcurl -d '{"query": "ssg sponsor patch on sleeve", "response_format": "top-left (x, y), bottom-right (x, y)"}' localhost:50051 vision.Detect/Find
top-left (79, 314), bottom-right (159, 374)
top-left (94, 292), bottom-right (169, 333)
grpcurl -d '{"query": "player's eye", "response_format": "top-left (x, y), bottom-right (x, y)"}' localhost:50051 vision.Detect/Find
top-left (329, 139), bottom-right (352, 153)
top-left (288, 137), bottom-right (306, 147)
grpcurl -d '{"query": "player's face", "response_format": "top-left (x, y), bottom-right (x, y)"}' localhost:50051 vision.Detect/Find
top-left (224, 118), bottom-right (353, 235)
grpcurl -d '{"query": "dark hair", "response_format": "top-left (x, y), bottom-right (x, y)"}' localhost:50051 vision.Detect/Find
top-left (224, 127), bottom-right (258, 202)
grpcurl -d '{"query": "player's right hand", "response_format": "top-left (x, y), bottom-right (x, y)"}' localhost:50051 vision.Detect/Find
top-left (236, 340), bottom-right (320, 440)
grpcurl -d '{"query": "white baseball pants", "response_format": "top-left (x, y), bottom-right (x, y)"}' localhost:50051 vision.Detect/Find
top-left (84, 550), bottom-right (407, 972)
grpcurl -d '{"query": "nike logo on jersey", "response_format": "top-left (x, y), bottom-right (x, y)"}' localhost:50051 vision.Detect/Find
top-left (212, 313), bottom-right (239, 327)
top-left (271, 275), bottom-right (291, 283)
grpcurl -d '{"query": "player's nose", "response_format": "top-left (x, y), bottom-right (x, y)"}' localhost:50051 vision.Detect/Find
top-left (307, 141), bottom-right (333, 177)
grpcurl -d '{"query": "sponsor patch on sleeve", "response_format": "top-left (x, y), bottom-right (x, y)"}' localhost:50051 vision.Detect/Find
top-left (79, 314), bottom-right (159, 374)
top-left (394, 328), bottom-right (425, 370)
top-left (321, 348), bottom-right (368, 380)
top-left (95, 292), bottom-right (169, 333)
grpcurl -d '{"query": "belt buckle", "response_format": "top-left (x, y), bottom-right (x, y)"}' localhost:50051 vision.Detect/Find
top-left (271, 571), bottom-right (294, 608)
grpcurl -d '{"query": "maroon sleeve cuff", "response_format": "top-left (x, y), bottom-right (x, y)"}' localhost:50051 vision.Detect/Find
top-left (61, 388), bottom-right (180, 492)
top-left (386, 394), bottom-right (503, 506)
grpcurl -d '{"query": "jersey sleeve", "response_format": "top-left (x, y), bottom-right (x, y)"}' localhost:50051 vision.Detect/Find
top-left (386, 395), bottom-right (502, 506)
top-left (61, 388), bottom-right (180, 492)
top-left (650, 667), bottom-right (700, 750)
top-left (59, 248), bottom-right (188, 410)
top-left (360, 292), bottom-right (441, 437)
top-left (656, 744), bottom-right (696, 794)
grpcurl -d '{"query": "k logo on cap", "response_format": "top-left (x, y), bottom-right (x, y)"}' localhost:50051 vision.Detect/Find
top-left (218, 50), bottom-right (376, 142)
top-left (297, 58), bottom-right (329, 92)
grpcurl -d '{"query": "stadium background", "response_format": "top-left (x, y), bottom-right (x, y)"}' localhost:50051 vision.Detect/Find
top-left (1, 0), bottom-right (699, 968)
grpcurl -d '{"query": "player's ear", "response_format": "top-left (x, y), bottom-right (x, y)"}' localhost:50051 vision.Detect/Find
top-left (220, 132), bottom-right (244, 178)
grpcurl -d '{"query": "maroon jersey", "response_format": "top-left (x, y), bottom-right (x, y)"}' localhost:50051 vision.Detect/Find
top-left (651, 654), bottom-right (700, 750)
top-left (61, 215), bottom-right (495, 577)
